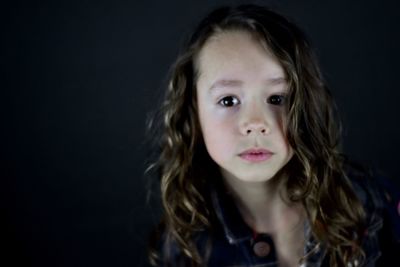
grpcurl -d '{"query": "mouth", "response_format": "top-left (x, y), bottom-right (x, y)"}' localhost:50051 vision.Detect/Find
top-left (239, 148), bottom-right (273, 162)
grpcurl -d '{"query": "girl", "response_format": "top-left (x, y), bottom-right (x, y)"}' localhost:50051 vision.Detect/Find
top-left (146, 4), bottom-right (400, 267)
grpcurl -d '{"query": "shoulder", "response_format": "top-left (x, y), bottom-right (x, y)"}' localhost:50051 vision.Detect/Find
top-left (345, 162), bottom-right (400, 265)
top-left (150, 225), bottom-right (211, 267)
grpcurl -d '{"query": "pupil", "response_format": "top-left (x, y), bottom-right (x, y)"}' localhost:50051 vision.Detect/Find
top-left (224, 97), bottom-right (234, 106)
top-left (271, 96), bottom-right (281, 104)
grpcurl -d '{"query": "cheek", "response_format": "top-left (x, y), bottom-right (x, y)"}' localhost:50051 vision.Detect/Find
top-left (274, 112), bottom-right (291, 147)
top-left (200, 116), bottom-right (235, 163)
top-left (280, 135), bottom-right (294, 164)
top-left (287, 146), bottom-right (294, 160)
top-left (279, 130), bottom-right (293, 155)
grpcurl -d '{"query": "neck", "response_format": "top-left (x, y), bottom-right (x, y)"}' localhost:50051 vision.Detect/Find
top-left (221, 171), bottom-right (304, 235)
top-left (220, 171), bottom-right (306, 266)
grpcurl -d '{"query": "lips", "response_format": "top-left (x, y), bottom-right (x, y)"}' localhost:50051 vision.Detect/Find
top-left (239, 148), bottom-right (273, 162)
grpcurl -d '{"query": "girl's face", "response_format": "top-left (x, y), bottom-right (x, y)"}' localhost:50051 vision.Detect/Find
top-left (196, 30), bottom-right (293, 184)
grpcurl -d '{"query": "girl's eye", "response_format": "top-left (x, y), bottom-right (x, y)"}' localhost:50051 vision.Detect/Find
top-left (267, 95), bottom-right (286, 106)
top-left (218, 96), bottom-right (240, 107)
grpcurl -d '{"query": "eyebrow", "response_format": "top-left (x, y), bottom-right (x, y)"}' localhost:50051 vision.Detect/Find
top-left (209, 77), bottom-right (287, 91)
top-left (268, 77), bottom-right (287, 85)
top-left (209, 79), bottom-right (243, 91)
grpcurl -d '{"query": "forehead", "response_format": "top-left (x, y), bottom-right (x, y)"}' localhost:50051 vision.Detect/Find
top-left (195, 30), bottom-right (285, 86)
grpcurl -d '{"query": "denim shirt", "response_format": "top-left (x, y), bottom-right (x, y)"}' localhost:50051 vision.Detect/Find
top-left (162, 167), bottom-right (400, 266)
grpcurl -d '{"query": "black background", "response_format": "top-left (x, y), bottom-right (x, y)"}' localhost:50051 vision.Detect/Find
top-left (2, 0), bottom-right (399, 266)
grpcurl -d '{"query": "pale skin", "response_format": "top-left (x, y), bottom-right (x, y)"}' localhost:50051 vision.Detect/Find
top-left (196, 30), bottom-right (306, 267)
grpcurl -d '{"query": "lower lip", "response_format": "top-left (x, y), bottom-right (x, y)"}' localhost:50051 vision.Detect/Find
top-left (239, 153), bottom-right (273, 162)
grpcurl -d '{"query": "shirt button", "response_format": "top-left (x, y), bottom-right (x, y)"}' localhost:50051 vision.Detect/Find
top-left (253, 241), bottom-right (271, 257)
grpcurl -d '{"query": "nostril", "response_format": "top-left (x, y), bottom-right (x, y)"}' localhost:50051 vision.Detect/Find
top-left (245, 128), bottom-right (268, 135)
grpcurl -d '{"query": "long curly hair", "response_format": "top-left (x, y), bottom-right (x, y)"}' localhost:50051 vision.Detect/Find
top-left (147, 4), bottom-right (366, 267)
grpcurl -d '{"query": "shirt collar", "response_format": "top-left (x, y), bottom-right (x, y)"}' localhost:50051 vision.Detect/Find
top-left (210, 179), bottom-right (326, 266)
top-left (210, 181), bottom-right (253, 244)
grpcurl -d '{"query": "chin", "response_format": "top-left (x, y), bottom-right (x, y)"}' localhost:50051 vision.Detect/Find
top-left (220, 165), bottom-right (283, 184)
top-left (242, 176), bottom-right (274, 183)
top-left (235, 170), bottom-right (278, 183)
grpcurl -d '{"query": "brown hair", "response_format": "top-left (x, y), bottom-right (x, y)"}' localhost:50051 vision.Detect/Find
top-left (147, 4), bottom-right (365, 267)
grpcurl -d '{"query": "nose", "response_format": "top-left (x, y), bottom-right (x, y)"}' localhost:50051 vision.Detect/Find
top-left (239, 105), bottom-right (271, 136)
top-left (241, 120), bottom-right (270, 135)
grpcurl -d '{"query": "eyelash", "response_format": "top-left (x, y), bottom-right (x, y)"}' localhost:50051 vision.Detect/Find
top-left (217, 95), bottom-right (286, 107)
